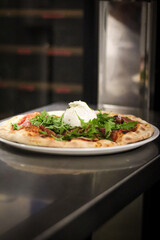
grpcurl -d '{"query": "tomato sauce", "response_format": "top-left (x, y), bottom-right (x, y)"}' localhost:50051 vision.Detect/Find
top-left (18, 112), bottom-right (40, 126)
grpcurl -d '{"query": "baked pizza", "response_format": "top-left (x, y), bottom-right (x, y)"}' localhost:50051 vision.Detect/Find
top-left (0, 101), bottom-right (154, 148)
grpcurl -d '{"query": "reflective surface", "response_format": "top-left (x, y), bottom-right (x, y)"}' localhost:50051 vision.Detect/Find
top-left (0, 104), bottom-right (159, 239)
top-left (98, 1), bottom-right (154, 109)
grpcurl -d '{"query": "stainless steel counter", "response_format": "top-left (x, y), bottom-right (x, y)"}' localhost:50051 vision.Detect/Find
top-left (0, 104), bottom-right (160, 240)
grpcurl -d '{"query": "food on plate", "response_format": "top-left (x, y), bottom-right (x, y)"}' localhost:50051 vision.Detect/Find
top-left (0, 101), bottom-right (154, 148)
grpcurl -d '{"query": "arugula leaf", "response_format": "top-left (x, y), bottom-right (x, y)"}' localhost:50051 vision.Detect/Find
top-left (12, 124), bottom-right (21, 130)
top-left (116, 121), bottom-right (137, 130)
top-left (39, 130), bottom-right (47, 135)
top-left (104, 122), bottom-right (112, 138)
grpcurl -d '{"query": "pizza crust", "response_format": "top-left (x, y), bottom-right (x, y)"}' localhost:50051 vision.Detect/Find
top-left (116, 123), bottom-right (154, 145)
top-left (107, 112), bottom-right (154, 145)
top-left (0, 112), bottom-right (154, 148)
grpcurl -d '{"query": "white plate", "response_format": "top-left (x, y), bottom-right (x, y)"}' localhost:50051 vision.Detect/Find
top-left (0, 123), bottom-right (159, 155)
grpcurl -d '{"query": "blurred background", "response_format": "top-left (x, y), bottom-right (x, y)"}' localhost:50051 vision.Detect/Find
top-left (0, 0), bottom-right (88, 119)
top-left (0, 0), bottom-right (159, 120)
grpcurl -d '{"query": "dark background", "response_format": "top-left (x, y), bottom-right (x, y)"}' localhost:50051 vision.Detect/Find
top-left (0, 0), bottom-right (159, 119)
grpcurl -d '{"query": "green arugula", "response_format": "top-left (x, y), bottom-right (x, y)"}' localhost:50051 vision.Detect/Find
top-left (12, 123), bottom-right (21, 130)
top-left (28, 110), bottom-right (138, 141)
top-left (39, 130), bottom-right (47, 135)
top-left (116, 121), bottom-right (137, 130)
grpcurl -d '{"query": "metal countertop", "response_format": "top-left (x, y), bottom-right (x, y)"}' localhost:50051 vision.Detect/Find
top-left (0, 104), bottom-right (159, 240)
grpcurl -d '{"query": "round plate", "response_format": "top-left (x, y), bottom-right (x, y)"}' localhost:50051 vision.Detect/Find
top-left (0, 123), bottom-right (159, 155)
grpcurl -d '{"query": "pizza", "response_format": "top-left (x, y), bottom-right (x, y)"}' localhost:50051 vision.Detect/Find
top-left (0, 101), bottom-right (154, 148)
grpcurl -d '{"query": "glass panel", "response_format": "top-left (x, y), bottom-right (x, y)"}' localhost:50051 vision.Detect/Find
top-left (98, 1), bottom-right (150, 109)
